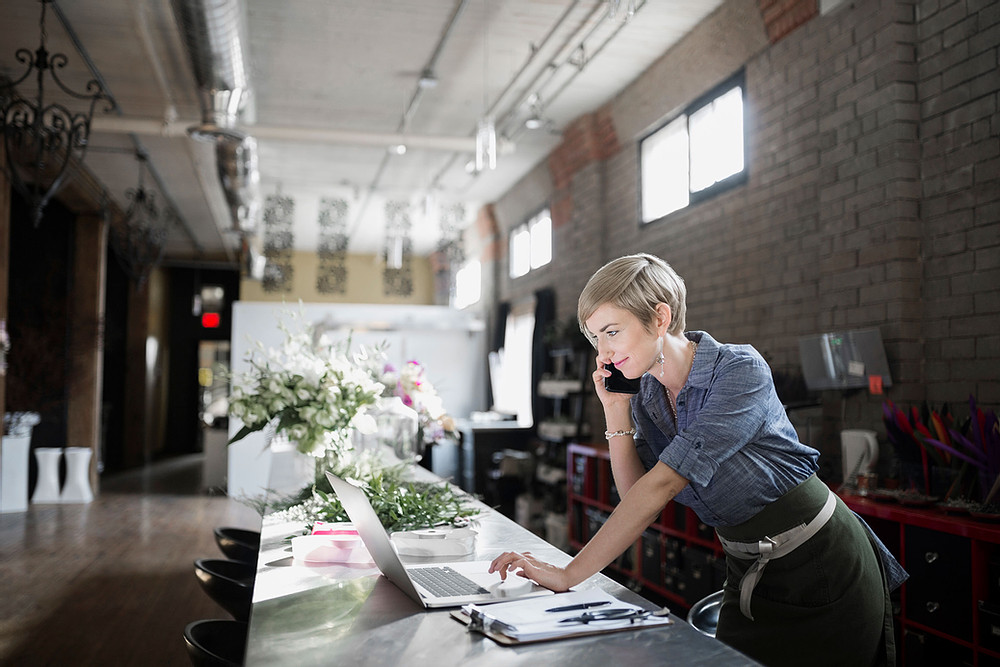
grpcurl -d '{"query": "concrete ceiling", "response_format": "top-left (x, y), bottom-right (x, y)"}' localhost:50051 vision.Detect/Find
top-left (0, 0), bottom-right (724, 266)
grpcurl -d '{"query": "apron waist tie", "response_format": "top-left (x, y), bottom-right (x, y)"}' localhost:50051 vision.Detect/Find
top-left (718, 487), bottom-right (837, 621)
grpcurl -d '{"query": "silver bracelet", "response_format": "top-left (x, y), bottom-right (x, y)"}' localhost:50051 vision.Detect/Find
top-left (605, 428), bottom-right (636, 440)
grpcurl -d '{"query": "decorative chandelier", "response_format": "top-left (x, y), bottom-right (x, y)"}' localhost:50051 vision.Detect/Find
top-left (108, 152), bottom-right (174, 287)
top-left (383, 200), bottom-right (413, 297)
top-left (262, 192), bottom-right (295, 293)
top-left (0, 0), bottom-right (111, 225)
top-left (316, 197), bottom-right (349, 295)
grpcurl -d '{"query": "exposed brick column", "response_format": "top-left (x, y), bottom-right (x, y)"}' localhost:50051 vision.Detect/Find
top-left (547, 107), bottom-right (621, 264)
top-left (67, 213), bottom-right (107, 493)
top-left (123, 282), bottom-right (151, 468)
top-left (758, 0), bottom-right (818, 43)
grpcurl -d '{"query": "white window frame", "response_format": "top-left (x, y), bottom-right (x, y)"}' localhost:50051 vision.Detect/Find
top-left (509, 208), bottom-right (552, 279)
top-left (640, 71), bottom-right (747, 224)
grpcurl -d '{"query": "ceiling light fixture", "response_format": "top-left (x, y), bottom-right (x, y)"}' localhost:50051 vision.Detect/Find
top-left (383, 200), bottom-right (413, 297)
top-left (389, 143), bottom-right (407, 155)
top-left (475, 0), bottom-right (497, 172)
top-left (108, 151), bottom-right (174, 287)
top-left (606, 0), bottom-right (638, 22)
top-left (417, 68), bottom-right (439, 89)
top-left (0, 0), bottom-right (111, 225)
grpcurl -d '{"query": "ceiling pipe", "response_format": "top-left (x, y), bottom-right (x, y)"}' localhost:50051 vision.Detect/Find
top-left (344, 0), bottom-right (475, 248)
top-left (441, 0), bottom-right (642, 194)
top-left (170, 0), bottom-right (261, 235)
top-left (427, 0), bottom-right (596, 192)
top-left (170, 0), bottom-right (249, 138)
top-left (398, 0), bottom-right (473, 132)
top-left (89, 116), bottom-right (514, 153)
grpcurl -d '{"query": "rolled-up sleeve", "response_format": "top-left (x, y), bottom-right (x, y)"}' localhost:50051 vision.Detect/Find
top-left (657, 352), bottom-right (774, 486)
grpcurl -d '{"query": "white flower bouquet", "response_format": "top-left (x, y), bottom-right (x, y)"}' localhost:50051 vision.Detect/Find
top-left (228, 310), bottom-right (384, 457)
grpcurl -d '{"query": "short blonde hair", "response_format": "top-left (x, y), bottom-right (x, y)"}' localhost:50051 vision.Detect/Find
top-left (577, 253), bottom-right (687, 345)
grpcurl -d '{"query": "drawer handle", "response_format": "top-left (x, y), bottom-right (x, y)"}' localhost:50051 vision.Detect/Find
top-left (924, 552), bottom-right (938, 564)
top-left (926, 601), bottom-right (940, 614)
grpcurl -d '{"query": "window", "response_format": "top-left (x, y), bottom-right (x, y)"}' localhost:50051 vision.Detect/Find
top-left (641, 71), bottom-right (746, 223)
top-left (489, 301), bottom-right (535, 427)
top-left (452, 260), bottom-right (481, 309)
top-left (509, 208), bottom-right (552, 278)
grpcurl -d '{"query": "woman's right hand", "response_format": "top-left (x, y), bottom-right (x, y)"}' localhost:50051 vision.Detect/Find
top-left (592, 358), bottom-right (634, 411)
top-left (489, 551), bottom-right (573, 592)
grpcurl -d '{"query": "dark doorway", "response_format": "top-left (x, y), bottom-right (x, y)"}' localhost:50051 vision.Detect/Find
top-left (163, 266), bottom-right (239, 462)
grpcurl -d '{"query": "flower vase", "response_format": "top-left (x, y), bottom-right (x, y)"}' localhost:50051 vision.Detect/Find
top-left (315, 430), bottom-right (352, 481)
top-left (374, 396), bottom-right (420, 462)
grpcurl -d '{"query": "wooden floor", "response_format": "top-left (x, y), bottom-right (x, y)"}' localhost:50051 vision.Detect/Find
top-left (0, 454), bottom-right (261, 667)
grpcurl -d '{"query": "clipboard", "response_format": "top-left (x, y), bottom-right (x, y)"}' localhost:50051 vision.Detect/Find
top-left (448, 590), bottom-right (674, 646)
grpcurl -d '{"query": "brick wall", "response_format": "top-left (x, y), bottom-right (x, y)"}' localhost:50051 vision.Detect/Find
top-left (918, 0), bottom-right (1000, 407)
top-left (485, 0), bottom-right (999, 454)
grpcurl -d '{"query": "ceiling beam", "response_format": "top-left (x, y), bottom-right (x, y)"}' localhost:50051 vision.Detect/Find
top-left (91, 116), bottom-right (515, 154)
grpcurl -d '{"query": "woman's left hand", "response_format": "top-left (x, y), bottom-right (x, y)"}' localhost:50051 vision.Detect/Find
top-left (489, 551), bottom-right (573, 592)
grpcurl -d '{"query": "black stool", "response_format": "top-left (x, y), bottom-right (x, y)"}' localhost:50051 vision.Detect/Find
top-left (183, 619), bottom-right (247, 667)
top-left (194, 558), bottom-right (255, 621)
top-left (687, 589), bottom-right (723, 638)
top-left (214, 527), bottom-right (261, 565)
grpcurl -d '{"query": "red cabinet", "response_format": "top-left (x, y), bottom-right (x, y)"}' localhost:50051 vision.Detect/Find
top-left (842, 494), bottom-right (1000, 666)
top-left (568, 442), bottom-right (1000, 664)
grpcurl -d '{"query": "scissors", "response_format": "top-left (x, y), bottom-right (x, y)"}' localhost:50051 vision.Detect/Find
top-left (558, 607), bottom-right (671, 625)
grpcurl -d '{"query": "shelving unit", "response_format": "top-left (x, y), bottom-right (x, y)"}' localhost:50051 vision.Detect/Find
top-left (566, 441), bottom-right (724, 611)
top-left (536, 347), bottom-right (590, 444)
top-left (841, 494), bottom-right (1000, 666)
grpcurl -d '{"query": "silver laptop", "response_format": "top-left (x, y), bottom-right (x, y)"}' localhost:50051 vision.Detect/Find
top-left (325, 471), bottom-right (553, 608)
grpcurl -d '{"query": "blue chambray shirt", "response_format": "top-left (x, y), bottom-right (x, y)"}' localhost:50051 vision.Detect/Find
top-left (631, 331), bottom-right (820, 527)
top-left (631, 330), bottom-right (909, 591)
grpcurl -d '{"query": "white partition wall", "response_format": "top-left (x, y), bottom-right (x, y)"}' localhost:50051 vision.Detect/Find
top-left (227, 302), bottom-right (487, 499)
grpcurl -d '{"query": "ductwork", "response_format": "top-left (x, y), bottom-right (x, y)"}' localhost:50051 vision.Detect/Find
top-left (216, 134), bottom-right (261, 234)
top-left (171, 0), bottom-right (261, 234)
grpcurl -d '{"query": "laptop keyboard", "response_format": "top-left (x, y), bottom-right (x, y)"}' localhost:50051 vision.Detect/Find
top-left (409, 566), bottom-right (490, 598)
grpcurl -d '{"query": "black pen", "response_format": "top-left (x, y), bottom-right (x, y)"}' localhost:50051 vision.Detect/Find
top-left (545, 600), bottom-right (612, 613)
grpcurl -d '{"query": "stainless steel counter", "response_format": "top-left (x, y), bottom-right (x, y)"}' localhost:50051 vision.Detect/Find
top-left (245, 466), bottom-right (759, 666)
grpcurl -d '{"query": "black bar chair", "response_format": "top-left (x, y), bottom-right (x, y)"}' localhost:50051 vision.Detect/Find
top-left (194, 558), bottom-right (255, 621)
top-left (687, 589), bottom-right (723, 638)
top-left (183, 619), bottom-right (247, 667)
top-left (214, 527), bottom-right (261, 565)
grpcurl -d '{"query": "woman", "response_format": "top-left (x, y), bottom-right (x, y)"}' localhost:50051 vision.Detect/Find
top-left (490, 253), bottom-right (905, 666)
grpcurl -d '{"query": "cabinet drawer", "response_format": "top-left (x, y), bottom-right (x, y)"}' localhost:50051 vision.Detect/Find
top-left (904, 525), bottom-right (972, 641)
top-left (641, 529), bottom-right (663, 583)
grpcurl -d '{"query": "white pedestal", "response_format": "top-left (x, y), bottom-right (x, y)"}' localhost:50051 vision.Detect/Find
top-left (1, 435), bottom-right (31, 513)
top-left (202, 428), bottom-right (228, 492)
top-left (60, 447), bottom-right (94, 503)
top-left (31, 448), bottom-right (63, 504)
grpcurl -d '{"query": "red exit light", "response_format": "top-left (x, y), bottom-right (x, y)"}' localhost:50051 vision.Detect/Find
top-left (201, 312), bottom-right (221, 328)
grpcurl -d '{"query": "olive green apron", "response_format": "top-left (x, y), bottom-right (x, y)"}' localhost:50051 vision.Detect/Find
top-left (714, 475), bottom-right (894, 667)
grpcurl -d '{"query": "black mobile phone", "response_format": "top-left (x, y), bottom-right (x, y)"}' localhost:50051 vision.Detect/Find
top-left (604, 363), bottom-right (641, 394)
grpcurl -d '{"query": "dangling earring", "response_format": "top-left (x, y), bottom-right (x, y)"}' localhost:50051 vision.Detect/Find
top-left (656, 337), bottom-right (665, 377)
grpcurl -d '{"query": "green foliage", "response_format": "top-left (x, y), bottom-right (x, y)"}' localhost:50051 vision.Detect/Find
top-left (266, 454), bottom-right (480, 534)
